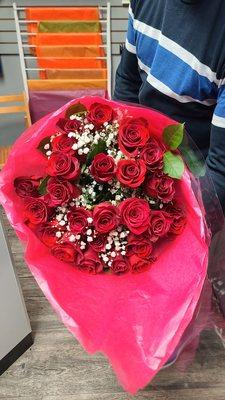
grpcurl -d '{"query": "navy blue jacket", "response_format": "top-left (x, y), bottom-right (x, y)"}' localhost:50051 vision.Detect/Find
top-left (114, 0), bottom-right (225, 209)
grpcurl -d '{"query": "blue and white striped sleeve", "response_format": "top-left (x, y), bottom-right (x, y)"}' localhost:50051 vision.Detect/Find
top-left (114, 2), bottom-right (142, 104)
top-left (125, 4), bottom-right (136, 55)
top-left (207, 84), bottom-right (225, 211)
top-left (212, 84), bottom-right (225, 129)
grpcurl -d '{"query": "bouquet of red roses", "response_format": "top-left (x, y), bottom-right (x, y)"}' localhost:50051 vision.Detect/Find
top-left (0, 97), bottom-right (209, 393)
top-left (13, 100), bottom-right (187, 275)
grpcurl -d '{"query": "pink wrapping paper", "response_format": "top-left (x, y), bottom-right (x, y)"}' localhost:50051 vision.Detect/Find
top-left (0, 97), bottom-right (209, 393)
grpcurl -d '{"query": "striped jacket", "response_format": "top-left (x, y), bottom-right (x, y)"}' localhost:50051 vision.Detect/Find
top-left (114, 0), bottom-right (225, 209)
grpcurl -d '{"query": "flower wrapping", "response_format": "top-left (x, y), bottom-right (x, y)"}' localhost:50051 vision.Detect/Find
top-left (0, 97), bottom-right (209, 393)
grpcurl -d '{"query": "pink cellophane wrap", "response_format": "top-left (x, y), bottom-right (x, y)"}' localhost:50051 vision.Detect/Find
top-left (0, 97), bottom-right (209, 393)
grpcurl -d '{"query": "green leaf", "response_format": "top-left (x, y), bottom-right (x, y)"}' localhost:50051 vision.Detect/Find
top-left (163, 123), bottom-right (184, 150)
top-left (86, 139), bottom-right (107, 166)
top-left (38, 176), bottom-right (50, 195)
top-left (65, 102), bottom-right (87, 119)
top-left (37, 136), bottom-right (52, 156)
top-left (163, 151), bottom-right (185, 179)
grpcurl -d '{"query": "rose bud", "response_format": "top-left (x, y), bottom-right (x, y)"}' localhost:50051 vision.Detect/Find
top-left (37, 224), bottom-right (58, 247)
top-left (93, 202), bottom-right (120, 234)
top-left (87, 102), bottom-right (113, 127)
top-left (79, 249), bottom-right (103, 274)
top-left (67, 207), bottom-right (91, 234)
top-left (165, 204), bottom-right (187, 235)
top-left (119, 117), bottom-right (150, 157)
top-left (45, 177), bottom-right (81, 207)
top-left (110, 255), bottom-right (130, 275)
top-left (47, 151), bottom-right (80, 180)
top-left (90, 234), bottom-right (107, 252)
top-left (148, 211), bottom-right (172, 242)
top-left (56, 118), bottom-right (81, 134)
top-left (14, 176), bottom-right (40, 198)
top-left (119, 198), bottom-right (150, 235)
top-left (140, 138), bottom-right (165, 171)
top-left (52, 133), bottom-right (77, 154)
top-left (144, 172), bottom-right (175, 203)
top-left (24, 197), bottom-right (48, 225)
top-left (126, 233), bottom-right (153, 258)
top-left (90, 153), bottom-right (116, 183)
top-left (51, 242), bottom-right (83, 264)
top-left (116, 159), bottom-right (146, 189)
top-left (130, 254), bottom-right (156, 274)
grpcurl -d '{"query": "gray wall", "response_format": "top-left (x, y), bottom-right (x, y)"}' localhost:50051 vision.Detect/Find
top-left (0, 0), bottom-right (128, 143)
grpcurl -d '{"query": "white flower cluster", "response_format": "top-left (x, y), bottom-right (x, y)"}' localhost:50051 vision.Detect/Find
top-left (99, 228), bottom-right (129, 267)
top-left (73, 193), bottom-right (89, 208)
top-left (69, 117), bottom-right (94, 156)
top-left (109, 181), bottom-right (133, 206)
top-left (68, 114), bottom-right (119, 158)
top-left (74, 180), bottom-right (103, 209)
top-left (51, 205), bottom-right (68, 238)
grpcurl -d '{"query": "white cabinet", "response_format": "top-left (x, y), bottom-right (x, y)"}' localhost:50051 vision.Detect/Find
top-left (0, 213), bottom-right (32, 374)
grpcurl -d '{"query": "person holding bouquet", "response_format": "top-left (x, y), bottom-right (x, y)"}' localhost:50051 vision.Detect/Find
top-left (114, 0), bottom-right (225, 211)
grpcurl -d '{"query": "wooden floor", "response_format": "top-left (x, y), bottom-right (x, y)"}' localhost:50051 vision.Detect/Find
top-left (1, 212), bottom-right (225, 400)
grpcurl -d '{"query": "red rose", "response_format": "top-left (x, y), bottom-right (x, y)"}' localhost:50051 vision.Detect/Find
top-left (140, 138), bottom-right (165, 171)
top-left (14, 176), bottom-right (40, 198)
top-left (148, 210), bottom-right (172, 242)
top-left (116, 159), bottom-right (146, 189)
top-left (130, 254), bottom-right (156, 274)
top-left (119, 117), bottom-right (150, 157)
top-left (126, 233), bottom-right (153, 258)
top-left (51, 242), bottom-right (83, 264)
top-left (79, 249), bottom-right (103, 274)
top-left (87, 102), bottom-right (113, 126)
top-left (47, 151), bottom-right (80, 180)
top-left (67, 207), bottom-right (91, 234)
top-left (110, 255), bottom-right (130, 275)
top-left (144, 172), bottom-right (175, 203)
top-left (24, 198), bottom-right (48, 225)
top-left (46, 177), bottom-right (80, 207)
top-left (90, 153), bottom-right (116, 183)
top-left (119, 198), bottom-right (150, 235)
top-left (90, 234), bottom-right (107, 252)
top-left (165, 204), bottom-right (187, 235)
top-left (52, 133), bottom-right (76, 154)
top-left (93, 202), bottom-right (120, 234)
top-left (56, 118), bottom-right (81, 134)
top-left (37, 224), bottom-right (57, 247)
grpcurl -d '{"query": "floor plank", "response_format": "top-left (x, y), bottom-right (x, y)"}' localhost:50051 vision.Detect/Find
top-left (1, 213), bottom-right (225, 399)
